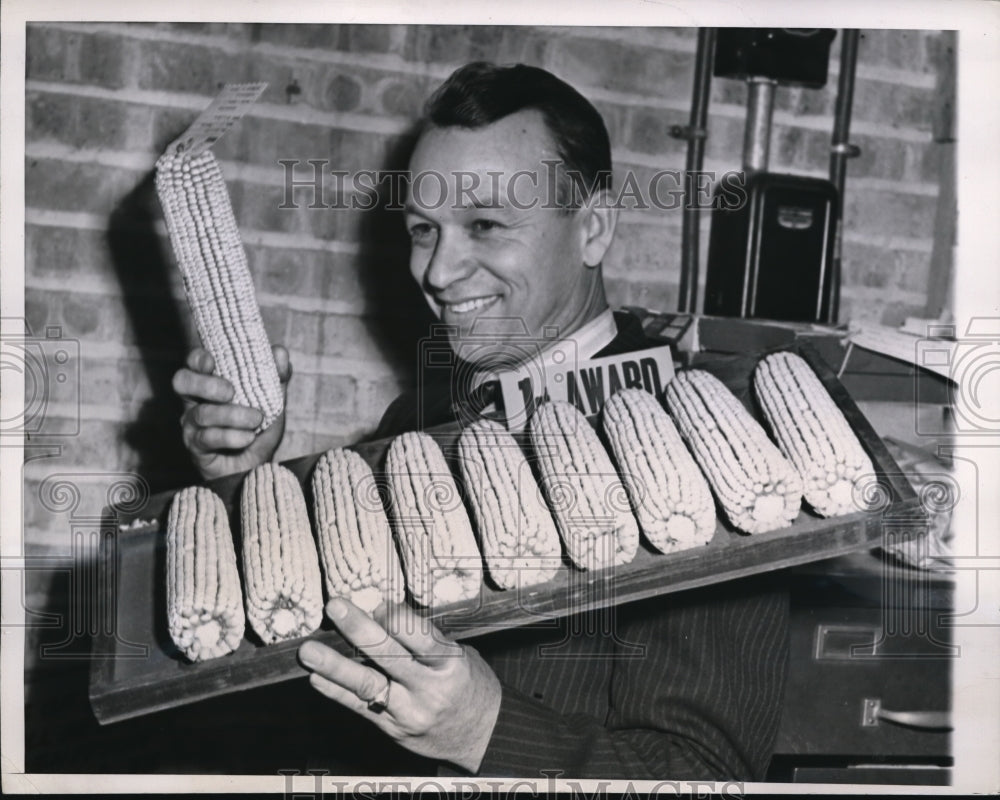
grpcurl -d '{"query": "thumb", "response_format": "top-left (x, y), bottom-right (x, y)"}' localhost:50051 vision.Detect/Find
top-left (272, 344), bottom-right (292, 384)
top-left (187, 346), bottom-right (216, 375)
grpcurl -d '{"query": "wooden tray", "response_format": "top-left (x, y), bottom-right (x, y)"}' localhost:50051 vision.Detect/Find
top-left (89, 342), bottom-right (923, 724)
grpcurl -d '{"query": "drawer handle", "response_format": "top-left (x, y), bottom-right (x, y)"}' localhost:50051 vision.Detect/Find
top-left (862, 698), bottom-right (952, 731)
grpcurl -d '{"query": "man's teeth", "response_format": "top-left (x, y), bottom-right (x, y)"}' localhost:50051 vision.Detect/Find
top-left (448, 296), bottom-right (499, 314)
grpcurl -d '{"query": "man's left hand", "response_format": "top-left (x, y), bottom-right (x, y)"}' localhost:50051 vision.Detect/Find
top-left (298, 598), bottom-right (502, 773)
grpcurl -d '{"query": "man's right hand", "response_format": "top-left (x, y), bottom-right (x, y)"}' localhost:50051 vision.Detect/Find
top-left (173, 345), bottom-right (291, 481)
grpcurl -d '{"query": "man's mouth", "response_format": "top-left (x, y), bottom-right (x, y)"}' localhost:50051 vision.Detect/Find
top-left (444, 295), bottom-right (502, 315)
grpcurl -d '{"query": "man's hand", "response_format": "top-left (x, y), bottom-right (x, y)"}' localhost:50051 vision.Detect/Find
top-left (298, 598), bottom-right (502, 773)
top-left (172, 345), bottom-right (291, 481)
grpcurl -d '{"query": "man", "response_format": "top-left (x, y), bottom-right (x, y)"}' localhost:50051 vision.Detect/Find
top-left (174, 62), bottom-right (787, 779)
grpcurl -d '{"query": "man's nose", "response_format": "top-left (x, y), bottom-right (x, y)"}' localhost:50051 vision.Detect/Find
top-left (423, 229), bottom-right (477, 292)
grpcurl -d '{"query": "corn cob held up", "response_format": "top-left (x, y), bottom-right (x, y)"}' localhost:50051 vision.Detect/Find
top-left (155, 149), bottom-right (283, 432)
top-left (312, 448), bottom-right (405, 613)
top-left (602, 389), bottom-right (717, 553)
top-left (529, 401), bottom-right (639, 570)
top-left (457, 419), bottom-right (563, 589)
top-left (664, 370), bottom-right (802, 534)
top-left (240, 463), bottom-right (323, 642)
top-left (166, 486), bottom-right (246, 661)
top-left (753, 351), bottom-right (874, 516)
top-left (385, 432), bottom-right (483, 607)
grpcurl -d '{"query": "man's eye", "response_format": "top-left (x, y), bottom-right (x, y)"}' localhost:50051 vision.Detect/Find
top-left (408, 223), bottom-right (435, 242)
top-left (471, 219), bottom-right (502, 234)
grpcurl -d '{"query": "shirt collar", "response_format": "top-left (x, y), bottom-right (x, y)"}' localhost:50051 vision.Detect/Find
top-left (560, 307), bottom-right (618, 361)
top-left (470, 307), bottom-right (618, 390)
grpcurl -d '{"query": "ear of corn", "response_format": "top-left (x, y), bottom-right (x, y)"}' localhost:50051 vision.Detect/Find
top-left (529, 401), bottom-right (640, 570)
top-left (753, 351), bottom-right (875, 517)
top-left (240, 463), bottom-right (323, 642)
top-left (664, 369), bottom-right (802, 534)
top-left (384, 431), bottom-right (482, 607)
top-left (312, 448), bottom-right (405, 614)
top-left (457, 419), bottom-right (563, 589)
top-left (165, 486), bottom-right (245, 661)
top-left (155, 149), bottom-right (283, 432)
top-left (602, 388), bottom-right (717, 553)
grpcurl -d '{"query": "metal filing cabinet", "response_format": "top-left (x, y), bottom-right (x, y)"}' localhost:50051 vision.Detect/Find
top-left (770, 552), bottom-right (953, 785)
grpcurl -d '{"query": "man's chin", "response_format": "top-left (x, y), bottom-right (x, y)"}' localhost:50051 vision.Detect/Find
top-left (447, 333), bottom-right (547, 374)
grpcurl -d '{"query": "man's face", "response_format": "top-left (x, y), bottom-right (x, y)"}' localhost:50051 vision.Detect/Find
top-left (404, 110), bottom-right (605, 366)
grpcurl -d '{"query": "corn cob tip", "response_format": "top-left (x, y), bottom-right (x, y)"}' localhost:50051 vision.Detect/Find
top-left (751, 494), bottom-right (785, 525)
top-left (350, 586), bottom-right (384, 614)
top-left (824, 479), bottom-right (856, 512)
top-left (194, 619), bottom-right (222, 650)
top-left (432, 569), bottom-right (481, 605)
top-left (665, 514), bottom-right (696, 543)
top-left (270, 609), bottom-right (298, 638)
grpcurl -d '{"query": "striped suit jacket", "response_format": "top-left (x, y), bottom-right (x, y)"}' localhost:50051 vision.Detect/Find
top-left (376, 311), bottom-right (790, 781)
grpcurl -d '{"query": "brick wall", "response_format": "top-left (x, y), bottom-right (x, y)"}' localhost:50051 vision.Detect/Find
top-left (22, 23), bottom-right (953, 557)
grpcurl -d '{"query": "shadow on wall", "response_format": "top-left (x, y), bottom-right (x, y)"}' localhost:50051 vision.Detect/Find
top-left (354, 124), bottom-right (437, 387)
top-left (106, 174), bottom-right (202, 493)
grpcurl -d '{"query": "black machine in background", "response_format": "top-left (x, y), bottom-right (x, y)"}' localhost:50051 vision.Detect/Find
top-left (705, 172), bottom-right (838, 322)
top-left (674, 28), bottom-right (861, 325)
top-left (714, 28), bottom-right (836, 88)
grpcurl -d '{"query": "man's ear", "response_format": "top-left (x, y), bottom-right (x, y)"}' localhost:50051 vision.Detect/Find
top-left (578, 188), bottom-right (618, 268)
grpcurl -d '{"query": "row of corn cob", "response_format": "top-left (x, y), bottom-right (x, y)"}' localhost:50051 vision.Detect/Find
top-left (166, 351), bottom-right (875, 661)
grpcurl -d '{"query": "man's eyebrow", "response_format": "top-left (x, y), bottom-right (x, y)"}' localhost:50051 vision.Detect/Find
top-left (468, 196), bottom-right (506, 210)
top-left (403, 201), bottom-right (431, 217)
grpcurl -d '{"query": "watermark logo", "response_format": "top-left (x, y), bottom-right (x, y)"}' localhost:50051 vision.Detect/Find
top-left (845, 468), bottom-right (959, 658)
top-left (916, 317), bottom-right (1000, 435)
top-left (279, 770), bottom-right (746, 799)
top-left (6, 471), bottom-right (150, 660)
top-left (278, 160), bottom-right (749, 213)
top-left (0, 320), bottom-right (81, 438)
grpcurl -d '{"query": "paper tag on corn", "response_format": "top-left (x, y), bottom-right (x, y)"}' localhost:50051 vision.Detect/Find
top-left (165, 82), bottom-right (268, 158)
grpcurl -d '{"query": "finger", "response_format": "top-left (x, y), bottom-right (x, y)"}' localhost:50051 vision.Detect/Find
top-left (374, 601), bottom-right (462, 665)
top-left (307, 672), bottom-right (399, 733)
top-left (190, 426), bottom-right (257, 452)
top-left (298, 641), bottom-right (391, 704)
top-left (190, 402), bottom-right (264, 431)
top-left (173, 369), bottom-right (235, 405)
top-left (186, 347), bottom-right (216, 374)
top-left (326, 598), bottom-right (418, 683)
top-left (272, 345), bottom-right (292, 384)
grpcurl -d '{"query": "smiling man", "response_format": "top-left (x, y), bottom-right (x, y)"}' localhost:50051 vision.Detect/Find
top-left (173, 62), bottom-right (787, 780)
top-left (404, 109), bottom-right (612, 349)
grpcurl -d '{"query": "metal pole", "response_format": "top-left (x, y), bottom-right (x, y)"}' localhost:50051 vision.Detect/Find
top-left (676, 27), bottom-right (716, 314)
top-left (828, 29), bottom-right (861, 324)
top-left (743, 77), bottom-right (777, 173)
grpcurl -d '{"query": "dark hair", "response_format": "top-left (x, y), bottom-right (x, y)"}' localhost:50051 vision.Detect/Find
top-left (421, 61), bottom-right (613, 206)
